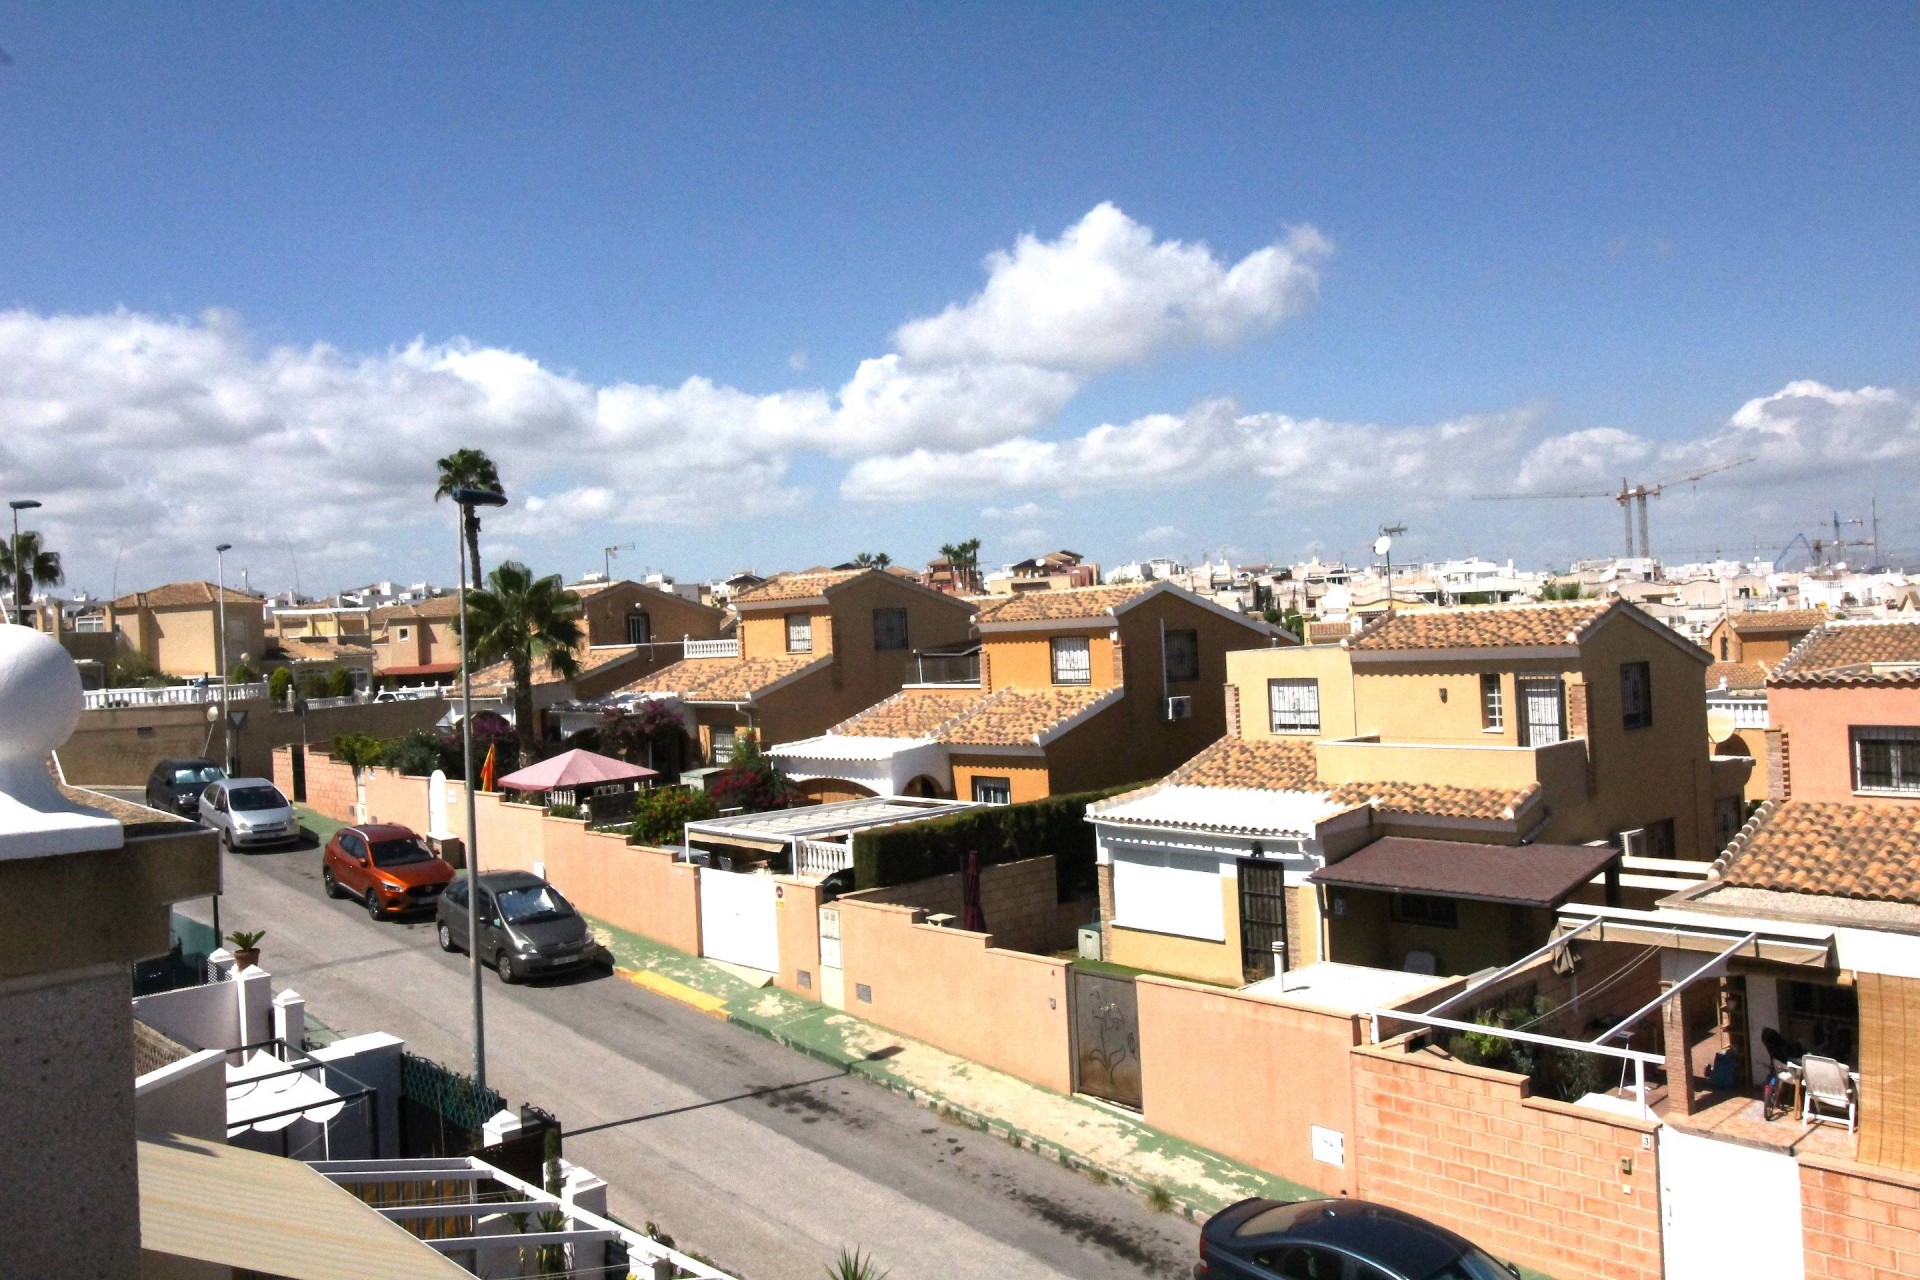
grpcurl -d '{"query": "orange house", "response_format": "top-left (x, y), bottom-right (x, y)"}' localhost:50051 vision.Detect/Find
top-left (620, 568), bottom-right (977, 765)
top-left (1703, 608), bottom-right (1825, 668)
top-left (1765, 618), bottom-right (1920, 808)
top-left (769, 581), bottom-right (1291, 804)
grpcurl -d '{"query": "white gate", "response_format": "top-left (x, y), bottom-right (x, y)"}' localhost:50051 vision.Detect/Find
top-left (1519, 675), bottom-right (1566, 747)
top-left (1659, 1125), bottom-right (1804, 1280)
top-left (698, 868), bottom-right (780, 973)
top-left (818, 905), bottom-right (844, 1009)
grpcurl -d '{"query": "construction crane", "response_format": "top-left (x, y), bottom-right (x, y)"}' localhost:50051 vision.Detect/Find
top-left (1473, 457), bottom-right (1755, 560)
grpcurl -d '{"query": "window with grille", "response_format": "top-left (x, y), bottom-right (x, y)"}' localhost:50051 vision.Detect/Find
top-left (1050, 636), bottom-right (1091, 685)
top-left (785, 613), bottom-right (813, 653)
top-left (1853, 727), bottom-right (1920, 793)
top-left (872, 607), bottom-right (909, 651)
top-left (1268, 678), bottom-right (1320, 733)
top-left (711, 727), bottom-right (737, 763)
top-left (1163, 628), bottom-right (1200, 683)
top-left (1621, 661), bottom-right (1653, 730)
top-left (1390, 893), bottom-right (1458, 929)
top-left (626, 612), bottom-right (652, 645)
top-left (1481, 673), bottom-right (1503, 731)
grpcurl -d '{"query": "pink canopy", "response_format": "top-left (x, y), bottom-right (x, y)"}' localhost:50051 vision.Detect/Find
top-left (496, 748), bottom-right (659, 792)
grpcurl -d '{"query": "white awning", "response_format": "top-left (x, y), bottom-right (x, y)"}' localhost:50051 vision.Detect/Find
top-left (767, 735), bottom-right (951, 797)
top-left (227, 1051), bottom-right (346, 1136)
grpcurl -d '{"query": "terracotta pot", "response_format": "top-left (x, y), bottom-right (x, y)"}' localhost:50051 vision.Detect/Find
top-left (233, 948), bottom-right (261, 971)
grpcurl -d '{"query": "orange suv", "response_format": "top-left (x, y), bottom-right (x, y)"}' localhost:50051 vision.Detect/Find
top-left (322, 823), bottom-right (456, 920)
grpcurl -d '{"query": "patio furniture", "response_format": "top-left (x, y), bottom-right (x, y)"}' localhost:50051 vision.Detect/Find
top-left (1801, 1054), bottom-right (1857, 1132)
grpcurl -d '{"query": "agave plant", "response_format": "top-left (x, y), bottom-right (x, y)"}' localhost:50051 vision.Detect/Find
top-left (825, 1247), bottom-right (890, 1280)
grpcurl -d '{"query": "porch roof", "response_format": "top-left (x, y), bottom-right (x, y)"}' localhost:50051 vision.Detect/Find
top-left (1309, 836), bottom-right (1619, 908)
top-left (1089, 783), bottom-right (1345, 837)
top-left (684, 794), bottom-right (980, 848)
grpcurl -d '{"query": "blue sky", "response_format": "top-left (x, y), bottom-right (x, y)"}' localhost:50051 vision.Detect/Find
top-left (3, 4), bottom-right (1917, 594)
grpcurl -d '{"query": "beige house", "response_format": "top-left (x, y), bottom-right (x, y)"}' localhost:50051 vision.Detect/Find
top-left (111, 581), bottom-right (267, 678)
top-left (370, 596), bottom-right (463, 684)
top-left (1704, 607), bottom-right (1826, 668)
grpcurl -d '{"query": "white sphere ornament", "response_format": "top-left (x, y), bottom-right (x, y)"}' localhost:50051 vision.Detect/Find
top-left (0, 623), bottom-right (124, 860)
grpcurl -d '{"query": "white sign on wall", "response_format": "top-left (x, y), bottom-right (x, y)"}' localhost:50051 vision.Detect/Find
top-left (1311, 1125), bottom-right (1345, 1167)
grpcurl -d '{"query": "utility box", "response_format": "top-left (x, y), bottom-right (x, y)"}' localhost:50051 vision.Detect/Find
top-left (1077, 925), bottom-right (1103, 961)
top-left (679, 766), bottom-right (725, 792)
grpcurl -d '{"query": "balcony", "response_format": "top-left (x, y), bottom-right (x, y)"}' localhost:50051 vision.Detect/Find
top-left (84, 681), bottom-right (270, 711)
top-left (684, 637), bottom-right (740, 659)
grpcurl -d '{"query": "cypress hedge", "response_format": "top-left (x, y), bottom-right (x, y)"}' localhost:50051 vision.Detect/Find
top-left (851, 784), bottom-right (1139, 900)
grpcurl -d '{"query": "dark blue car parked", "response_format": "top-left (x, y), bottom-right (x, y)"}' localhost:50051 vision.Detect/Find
top-left (1197, 1199), bottom-right (1521, 1280)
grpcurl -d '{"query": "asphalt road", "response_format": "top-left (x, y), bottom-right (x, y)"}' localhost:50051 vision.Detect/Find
top-left (153, 804), bottom-right (1200, 1280)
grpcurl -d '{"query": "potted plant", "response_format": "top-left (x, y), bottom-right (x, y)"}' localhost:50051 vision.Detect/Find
top-left (227, 929), bottom-right (265, 971)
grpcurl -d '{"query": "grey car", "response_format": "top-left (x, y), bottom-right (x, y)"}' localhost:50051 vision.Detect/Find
top-left (435, 871), bottom-right (598, 983)
top-left (198, 777), bottom-right (300, 850)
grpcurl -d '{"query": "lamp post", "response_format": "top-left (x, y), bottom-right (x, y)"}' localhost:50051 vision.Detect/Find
top-left (8, 499), bottom-right (42, 626)
top-left (215, 543), bottom-right (233, 772)
top-left (452, 486), bottom-right (507, 1092)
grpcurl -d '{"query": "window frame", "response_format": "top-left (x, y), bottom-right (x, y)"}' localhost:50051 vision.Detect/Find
top-left (1163, 628), bottom-right (1201, 684)
top-left (1268, 677), bottom-right (1322, 734)
top-left (971, 776), bottom-right (1012, 805)
top-left (1852, 726), bottom-right (1920, 794)
top-left (710, 726), bottom-right (738, 763)
top-left (1620, 660), bottom-right (1653, 731)
top-left (872, 607), bottom-right (910, 652)
top-left (1049, 635), bottom-right (1092, 686)
top-left (784, 612), bottom-right (813, 654)
top-left (1480, 673), bottom-right (1504, 732)
top-left (625, 611), bottom-right (652, 645)
top-left (1390, 892), bottom-right (1459, 930)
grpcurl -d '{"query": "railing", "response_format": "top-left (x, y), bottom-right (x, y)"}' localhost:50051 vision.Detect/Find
top-left (1707, 693), bottom-right (1769, 729)
top-left (794, 838), bottom-right (854, 879)
top-left (685, 637), bottom-right (740, 659)
top-left (912, 650), bottom-right (981, 685)
top-left (84, 681), bottom-right (270, 710)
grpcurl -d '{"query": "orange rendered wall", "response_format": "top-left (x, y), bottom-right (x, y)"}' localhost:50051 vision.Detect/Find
top-left (949, 755), bottom-right (1051, 805)
top-left (835, 896), bottom-right (1072, 1093)
top-left (982, 628), bottom-right (1120, 693)
top-left (1771, 684), bottom-right (1920, 806)
top-left (1800, 1154), bottom-right (1920, 1279)
top-left (1351, 1044), bottom-right (1662, 1280)
top-left (774, 876), bottom-right (823, 997)
top-left (1136, 977), bottom-right (1363, 1195)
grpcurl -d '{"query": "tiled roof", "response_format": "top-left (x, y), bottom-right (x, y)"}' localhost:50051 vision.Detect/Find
top-left (934, 686), bottom-right (1116, 746)
top-left (1769, 620), bottom-right (1920, 687)
top-left (1727, 609), bottom-right (1827, 634)
top-left (833, 688), bottom-right (988, 738)
top-left (371, 596), bottom-right (462, 624)
top-left (1720, 801), bottom-right (1920, 904)
top-left (469, 644), bottom-right (652, 694)
top-left (271, 637), bottom-right (373, 663)
top-left (1325, 779), bottom-right (1539, 822)
top-left (1154, 735), bottom-right (1533, 819)
top-left (1705, 661), bottom-right (1769, 690)
top-left (731, 569), bottom-right (867, 605)
top-left (113, 581), bottom-right (264, 609)
top-left (973, 584), bottom-right (1154, 625)
top-left (1349, 601), bottom-right (1611, 652)
top-left (1306, 620), bottom-right (1353, 643)
top-left (1311, 837), bottom-right (1617, 907)
top-left (621, 654), bottom-right (824, 702)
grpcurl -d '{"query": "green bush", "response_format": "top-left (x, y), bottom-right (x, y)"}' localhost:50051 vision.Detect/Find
top-left (325, 667), bottom-right (356, 697)
top-left (850, 785), bottom-right (1134, 898)
top-left (298, 669), bottom-right (333, 698)
top-left (629, 786), bottom-right (717, 846)
top-left (268, 667), bottom-right (294, 703)
top-left (547, 802), bottom-right (580, 820)
top-left (378, 728), bottom-right (448, 777)
top-left (229, 660), bottom-right (259, 684)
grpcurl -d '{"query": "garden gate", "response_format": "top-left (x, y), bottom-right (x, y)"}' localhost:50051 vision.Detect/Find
top-left (1070, 969), bottom-right (1142, 1109)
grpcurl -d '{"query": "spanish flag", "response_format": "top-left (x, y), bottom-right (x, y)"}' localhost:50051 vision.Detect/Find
top-left (480, 742), bottom-right (497, 792)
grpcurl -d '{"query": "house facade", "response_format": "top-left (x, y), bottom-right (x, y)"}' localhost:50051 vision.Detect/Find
top-left (1705, 607), bottom-right (1826, 668)
top-left (370, 595), bottom-right (464, 685)
top-left (111, 581), bottom-right (267, 678)
top-left (768, 581), bottom-right (1291, 805)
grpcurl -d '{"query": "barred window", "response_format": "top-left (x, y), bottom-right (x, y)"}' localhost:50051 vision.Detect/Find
top-left (1854, 726), bottom-right (1920, 793)
top-left (1051, 636), bottom-right (1092, 685)
top-left (1621, 661), bottom-right (1653, 731)
top-left (1269, 678), bottom-right (1321, 734)
top-left (1481, 673), bottom-right (1504, 731)
top-left (785, 613), bottom-right (813, 653)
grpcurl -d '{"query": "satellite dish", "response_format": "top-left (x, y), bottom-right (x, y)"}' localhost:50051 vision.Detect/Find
top-left (1707, 708), bottom-right (1740, 744)
top-left (205, 704), bottom-right (220, 724)
top-left (1373, 536), bottom-right (1392, 557)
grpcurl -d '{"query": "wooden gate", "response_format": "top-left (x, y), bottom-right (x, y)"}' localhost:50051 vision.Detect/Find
top-left (1070, 969), bottom-right (1142, 1109)
top-left (1238, 857), bottom-right (1290, 982)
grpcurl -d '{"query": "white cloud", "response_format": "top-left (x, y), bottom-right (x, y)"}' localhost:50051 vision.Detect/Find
top-left (894, 203), bottom-right (1330, 373)
top-left (981, 502), bottom-right (1048, 522)
top-left (1137, 525), bottom-right (1183, 544)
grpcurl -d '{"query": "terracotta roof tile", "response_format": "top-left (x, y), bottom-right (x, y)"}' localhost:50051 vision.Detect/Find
top-left (1727, 609), bottom-right (1828, 634)
top-left (1720, 801), bottom-right (1920, 904)
top-left (370, 596), bottom-right (462, 624)
top-left (934, 686), bottom-right (1117, 746)
top-left (1706, 661), bottom-right (1769, 690)
top-left (1350, 601), bottom-right (1611, 652)
top-left (469, 643), bottom-right (655, 694)
top-left (731, 569), bottom-right (868, 605)
top-left (271, 637), bottom-right (373, 664)
top-left (972, 584), bottom-right (1154, 625)
top-left (832, 688), bottom-right (989, 738)
top-left (1324, 779), bottom-right (1539, 822)
top-left (621, 654), bottom-right (824, 702)
top-left (1155, 736), bottom-right (1533, 819)
top-left (1770, 620), bottom-right (1920, 687)
top-left (113, 581), bottom-right (264, 609)
top-left (1306, 620), bottom-right (1353, 643)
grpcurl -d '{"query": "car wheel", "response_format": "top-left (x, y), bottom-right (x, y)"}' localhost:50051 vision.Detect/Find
top-left (220, 826), bottom-right (233, 852)
top-left (322, 866), bottom-right (342, 899)
top-left (437, 922), bottom-right (457, 953)
top-left (365, 890), bottom-right (385, 921)
top-left (496, 951), bottom-right (518, 984)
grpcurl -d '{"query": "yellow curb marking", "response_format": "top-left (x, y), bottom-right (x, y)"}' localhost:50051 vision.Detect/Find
top-left (616, 966), bottom-right (730, 1018)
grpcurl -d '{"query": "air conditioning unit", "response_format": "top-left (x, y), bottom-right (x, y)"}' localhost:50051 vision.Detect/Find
top-left (1166, 695), bottom-right (1193, 721)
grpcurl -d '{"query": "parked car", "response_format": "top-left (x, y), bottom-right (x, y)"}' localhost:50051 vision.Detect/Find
top-left (322, 823), bottom-right (457, 920)
top-left (144, 757), bottom-right (226, 817)
top-left (1197, 1199), bottom-right (1520, 1280)
top-left (197, 778), bottom-right (300, 850)
top-left (436, 870), bottom-right (597, 983)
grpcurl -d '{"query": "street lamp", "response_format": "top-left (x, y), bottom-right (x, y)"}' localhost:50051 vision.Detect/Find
top-left (7, 499), bottom-right (42, 626)
top-left (215, 544), bottom-right (233, 773)
top-left (452, 485), bottom-right (507, 1092)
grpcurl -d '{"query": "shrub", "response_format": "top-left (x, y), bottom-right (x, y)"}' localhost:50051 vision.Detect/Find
top-left (707, 735), bottom-right (795, 813)
top-left (107, 650), bottom-right (159, 688)
top-left (547, 802), bottom-right (580, 820)
top-left (268, 667), bottom-right (294, 703)
top-left (849, 784), bottom-right (1135, 897)
top-left (298, 669), bottom-right (333, 698)
top-left (629, 786), bottom-right (717, 846)
top-left (324, 667), bottom-right (356, 697)
top-left (379, 728), bottom-right (448, 777)
top-left (229, 659), bottom-right (259, 684)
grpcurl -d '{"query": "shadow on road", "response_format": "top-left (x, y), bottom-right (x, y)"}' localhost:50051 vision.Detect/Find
top-left (564, 1070), bottom-right (852, 1136)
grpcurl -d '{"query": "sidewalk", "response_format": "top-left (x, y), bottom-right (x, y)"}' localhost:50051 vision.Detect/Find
top-left (587, 914), bottom-right (1314, 1221)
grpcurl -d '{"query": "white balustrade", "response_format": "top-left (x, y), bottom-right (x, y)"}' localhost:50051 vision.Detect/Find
top-left (83, 681), bottom-right (270, 711)
top-left (794, 838), bottom-right (854, 879)
top-left (684, 637), bottom-right (740, 659)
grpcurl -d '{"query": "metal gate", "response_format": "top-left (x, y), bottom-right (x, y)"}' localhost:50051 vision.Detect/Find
top-left (1659, 1125), bottom-right (1804, 1279)
top-left (1519, 675), bottom-right (1566, 747)
top-left (1071, 969), bottom-right (1142, 1109)
top-left (698, 867), bottom-right (781, 973)
top-left (1239, 857), bottom-right (1289, 982)
top-left (818, 906), bottom-right (844, 1009)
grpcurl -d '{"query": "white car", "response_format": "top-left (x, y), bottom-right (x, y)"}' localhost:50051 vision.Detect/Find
top-left (198, 777), bottom-right (301, 851)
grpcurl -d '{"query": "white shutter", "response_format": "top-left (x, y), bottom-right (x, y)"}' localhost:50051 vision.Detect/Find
top-left (1111, 846), bottom-right (1225, 941)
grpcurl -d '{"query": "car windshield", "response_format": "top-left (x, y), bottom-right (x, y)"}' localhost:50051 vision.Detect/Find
top-left (369, 837), bottom-right (435, 868)
top-left (496, 883), bottom-right (573, 924)
top-left (172, 765), bottom-right (224, 786)
top-left (229, 786), bottom-right (287, 811)
top-left (1419, 1248), bottom-right (1515, 1280)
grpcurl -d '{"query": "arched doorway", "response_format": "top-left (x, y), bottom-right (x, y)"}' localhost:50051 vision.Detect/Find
top-left (901, 775), bottom-right (951, 799)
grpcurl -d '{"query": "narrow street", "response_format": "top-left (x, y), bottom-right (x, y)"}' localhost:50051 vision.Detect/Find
top-left (165, 813), bottom-right (1200, 1280)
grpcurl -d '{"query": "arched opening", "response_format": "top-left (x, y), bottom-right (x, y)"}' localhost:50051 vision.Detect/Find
top-left (1718, 732), bottom-right (1752, 759)
top-left (793, 777), bottom-right (877, 804)
top-left (901, 774), bottom-right (950, 799)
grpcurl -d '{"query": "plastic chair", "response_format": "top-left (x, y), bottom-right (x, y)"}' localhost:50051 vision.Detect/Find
top-left (1801, 1054), bottom-right (1857, 1132)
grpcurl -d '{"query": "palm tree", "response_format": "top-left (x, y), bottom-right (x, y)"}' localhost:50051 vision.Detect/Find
top-left (434, 448), bottom-right (504, 591)
top-left (0, 529), bottom-right (63, 623)
top-left (461, 562), bottom-right (583, 768)
top-left (939, 538), bottom-right (982, 593)
top-left (851, 551), bottom-right (893, 570)
top-left (331, 732), bottom-right (386, 824)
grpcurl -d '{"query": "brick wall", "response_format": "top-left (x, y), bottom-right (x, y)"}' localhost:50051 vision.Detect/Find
top-left (1351, 1042), bottom-right (1663, 1280)
top-left (1768, 726), bottom-right (1792, 799)
top-left (848, 856), bottom-right (1091, 955)
top-left (1801, 1154), bottom-right (1920, 1278)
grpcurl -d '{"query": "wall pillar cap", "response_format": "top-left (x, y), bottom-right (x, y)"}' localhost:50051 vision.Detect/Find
top-left (0, 623), bottom-right (124, 861)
